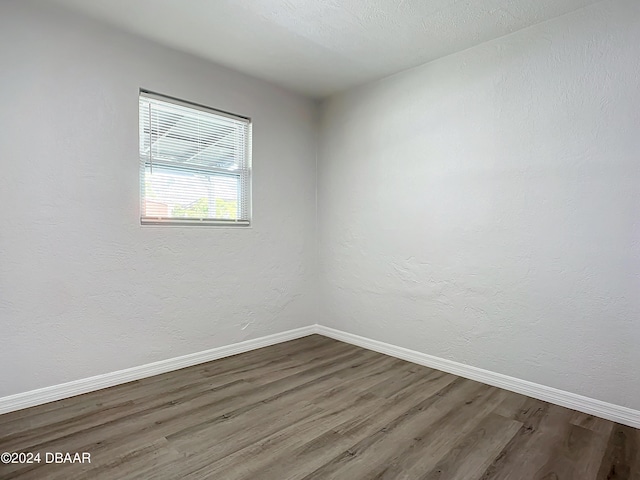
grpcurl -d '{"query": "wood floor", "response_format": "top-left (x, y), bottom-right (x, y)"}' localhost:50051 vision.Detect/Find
top-left (0, 335), bottom-right (638, 480)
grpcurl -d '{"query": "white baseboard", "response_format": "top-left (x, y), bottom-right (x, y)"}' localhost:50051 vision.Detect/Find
top-left (3, 324), bottom-right (639, 430)
top-left (0, 325), bottom-right (316, 415)
top-left (316, 325), bottom-right (640, 429)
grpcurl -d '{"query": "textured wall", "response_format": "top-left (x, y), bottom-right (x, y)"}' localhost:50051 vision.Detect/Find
top-left (0, 2), bottom-right (318, 396)
top-left (319, 0), bottom-right (640, 409)
top-left (48, 0), bottom-right (601, 97)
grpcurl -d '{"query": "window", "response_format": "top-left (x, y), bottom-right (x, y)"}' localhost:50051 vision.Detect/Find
top-left (139, 90), bottom-right (251, 226)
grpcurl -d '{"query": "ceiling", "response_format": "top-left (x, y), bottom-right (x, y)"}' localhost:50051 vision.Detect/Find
top-left (49, 0), bottom-right (601, 98)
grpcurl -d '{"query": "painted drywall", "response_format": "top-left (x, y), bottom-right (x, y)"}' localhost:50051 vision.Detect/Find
top-left (318, 0), bottom-right (640, 410)
top-left (0, 1), bottom-right (318, 397)
top-left (48, 0), bottom-right (601, 97)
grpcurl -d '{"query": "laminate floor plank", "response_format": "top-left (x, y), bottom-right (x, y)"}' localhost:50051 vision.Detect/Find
top-left (0, 345), bottom-right (367, 453)
top-left (196, 370), bottom-right (459, 480)
top-left (301, 380), bottom-right (496, 480)
top-left (170, 391), bottom-right (387, 480)
top-left (165, 355), bottom-right (399, 453)
top-left (153, 355), bottom-right (408, 479)
top-left (2, 347), bottom-right (377, 478)
top-left (478, 402), bottom-right (576, 479)
top-left (490, 391), bottom-right (528, 419)
top-left (570, 411), bottom-right (616, 438)
top-left (0, 335), bottom-right (637, 480)
top-left (533, 423), bottom-right (610, 480)
top-left (351, 385), bottom-right (513, 480)
top-left (419, 413), bottom-right (522, 480)
top-left (0, 335), bottom-right (344, 437)
top-left (0, 379), bottom-right (254, 479)
top-left (596, 424), bottom-right (640, 480)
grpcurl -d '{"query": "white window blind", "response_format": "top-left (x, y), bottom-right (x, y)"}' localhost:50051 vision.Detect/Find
top-left (139, 91), bottom-right (251, 226)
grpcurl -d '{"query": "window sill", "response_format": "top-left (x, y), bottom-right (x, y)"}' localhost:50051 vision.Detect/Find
top-left (140, 218), bottom-right (251, 227)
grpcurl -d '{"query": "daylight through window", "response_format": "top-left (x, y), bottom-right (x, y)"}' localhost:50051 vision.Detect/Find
top-left (139, 91), bottom-right (251, 226)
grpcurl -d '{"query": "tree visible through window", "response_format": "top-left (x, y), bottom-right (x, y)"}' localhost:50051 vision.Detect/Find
top-left (139, 91), bottom-right (251, 225)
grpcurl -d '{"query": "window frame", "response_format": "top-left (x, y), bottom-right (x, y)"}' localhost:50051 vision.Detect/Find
top-left (139, 89), bottom-right (252, 228)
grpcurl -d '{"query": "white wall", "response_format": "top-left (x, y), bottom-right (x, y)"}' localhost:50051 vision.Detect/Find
top-left (0, 1), bottom-right (318, 397)
top-left (319, 0), bottom-right (640, 410)
top-left (2, 0), bottom-right (638, 413)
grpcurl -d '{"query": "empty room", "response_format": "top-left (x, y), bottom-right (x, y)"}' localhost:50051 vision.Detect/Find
top-left (0, 0), bottom-right (638, 478)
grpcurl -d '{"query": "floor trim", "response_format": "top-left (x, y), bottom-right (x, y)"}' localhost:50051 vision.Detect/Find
top-left (2, 324), bottom-right (639, 429)
top-left (316, 325), bottom-right (640, 429)
top-left (0, 325), bottom-right (316, 415)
